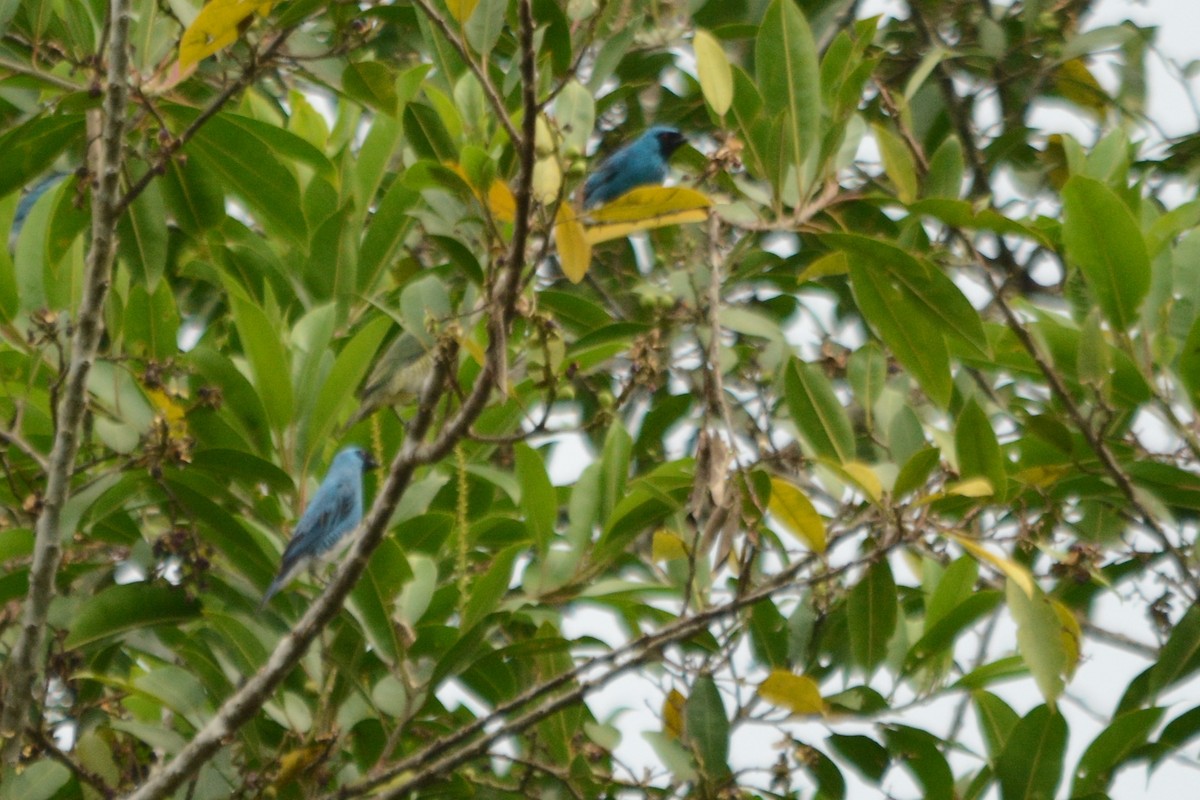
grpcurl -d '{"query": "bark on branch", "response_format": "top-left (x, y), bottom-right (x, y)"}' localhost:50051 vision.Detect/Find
top-left (0, 0), bottom-right (132, 755)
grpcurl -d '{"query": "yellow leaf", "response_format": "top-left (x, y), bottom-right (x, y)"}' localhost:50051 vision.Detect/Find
top-left (949, 533), bottom-right (1036, 598)
top-left (947, 476), bottom-right (994, 498)
top-left (801, 251), bottom-right (849, 279)
top-left (274, 745), bottom-right (325, 787)
top-left (587, 186), bottom-right (712, 223)
top-left (767, 477), bottom-right (827, 552)
top-left (663, 688), bottom-right (686, 739)
top-left (486, 180), bottom-right (516, 222)
top-left (838, 461), bottom-right (882, 504)
top-left (1054, 58), bottom-right (1107, 115)
top-left (1014, 464), bottom-right (1070, 488)
top-left (757, 670), bottom-right (825, 715)
top-left (1051, 598), bottom-right (1082, 678)
top-left (652, 529), bottom-right (689, 561)
top-left (533, 156), bottom-right (563, 205)
top-left (146, 387), bottom-right (189, 438)
top-left (446, 0), bottom-right (479, 24)
top-left (693, 29), bottom-right (732, 116)
top-left (554, 204), bottom-right (591, 283)
top-left (178, 0), bottom-right (274, 69)
top-left (447, 163), bottom-right (515, 223)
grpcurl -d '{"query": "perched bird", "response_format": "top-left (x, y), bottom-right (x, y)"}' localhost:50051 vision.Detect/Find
top-left (583, 126), bottom-right (687, 209)
top-left (260, 446), bottom-right (378, 607)
top-left (346, 331), bottom-right (434, 427)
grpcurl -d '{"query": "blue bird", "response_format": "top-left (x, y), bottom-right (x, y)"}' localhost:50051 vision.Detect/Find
top-left (582, 126), bottom-right (687, 209)
top-left (260, 446), bottom-right (378, 607)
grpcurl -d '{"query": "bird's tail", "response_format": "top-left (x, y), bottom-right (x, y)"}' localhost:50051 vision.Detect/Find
top-left (258, 576), bottom-right (285, 611)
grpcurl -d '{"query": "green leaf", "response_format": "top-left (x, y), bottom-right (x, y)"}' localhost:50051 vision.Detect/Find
top-left (0, 760), bottom-right (71, 800)
top-left (955, 399), bottom-right (1006, 500)
top-left (1148, 602), bottom-right (1200, 697)
top-left (784, 358), bottom-right (854, 462)
top-left (118, 177), bottom-right (168, 289)
top-left (995, 705), bottom-right (1067, 800)
top-left (462, 545), bottom-right (521, 629)
top-left (1071, 707), bottom-right (1163, 795)
top-left (64, 584), bottom-right (201, 648)
top-left (873, 122), bottom-right (918, 203)
top-left (1178, 316), bottom-right (1200, 412)
top-left (973, 690), bottom-right (1020, 757)
top-left (515, 442), bottom-right (555, 553)
top-left (343, 61), bottom-right (399, 116)
top-left (756, 0), bottom-right (821, 196)
top-left (905, 591), bottom-right (1002, 673)
top-left (177, 110), bottom-right (308, 247)
top-left (833, 233), bottom-right (990, 357)
top-left (847, 249), bottom-right (952, 406)
top-left (1007, 579), bottom-right (1069, 708)
top-left (893, 446), bottom-right (940, 498)
top-left (1061, 175), bottom-right (1151, 331)
top-left (348, 538), bottom-right (413, 666)
top-left (925, 136), bottom-right (965, 199)
top-left (685, 675), bottom-right (730, 779)
top-left (465, 0), bottom-right (506, 56)
top-left (828, 733), bottom-right (889, 782)
top-left (227, 289), bottom-right (294, 436)
top-left (0, 114), bottom-right (84, 199)
top-left (694, 29), bottom-right (733, 116)
top-left (304, 315), bottom-right (392, 464)
top-left (848, 559), bottom-right (898, 673)
top-left (883, 726), bottom-right (953, 800)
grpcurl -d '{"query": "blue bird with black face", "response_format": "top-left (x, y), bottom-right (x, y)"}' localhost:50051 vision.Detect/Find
top-left (260, 446), bottom-right (378, 607)
top-left (583, 126), bottom-right (687, 210)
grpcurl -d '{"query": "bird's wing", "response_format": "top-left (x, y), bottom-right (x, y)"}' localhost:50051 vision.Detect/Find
top-left (583, 147), bottom-right (637, 206)
top-left (278, 472), bottom-right (357, 573)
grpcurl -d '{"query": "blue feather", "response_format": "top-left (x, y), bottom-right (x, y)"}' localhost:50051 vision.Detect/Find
top-left (261, 446), bottom-right (377, 606)
top-left (582, 126), bottom-right (686, 209)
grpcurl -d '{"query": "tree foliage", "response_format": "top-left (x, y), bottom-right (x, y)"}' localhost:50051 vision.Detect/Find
top-left (1, 0), bottom-right (1199, 798)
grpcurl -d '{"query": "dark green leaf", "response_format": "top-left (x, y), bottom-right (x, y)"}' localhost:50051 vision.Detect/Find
top-left (64, 584), bottom-right (201, 649)
top-left (995, 704), bottom-right (1067, 800)
top-left (848, 559), bottom-right (898, 673)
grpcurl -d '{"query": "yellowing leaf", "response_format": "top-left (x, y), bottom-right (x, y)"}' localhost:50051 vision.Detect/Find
top-left (1054, 58), bottom-right (1107, 115)
top-left (663, 688), bottom-right (686, 739)
top-left (947, 476), bottom-right (994, 498)
top-left (178, 0), bottom-right (275, 69)
top-left (533, 156), bottom-right (563, 205)
top-left (652, 529), bottom-right (689, 561)
top-left (587, 186), bottom-right (712, 223)
top-left (1007, 579), bottom-right (1070, 709)
top-left (757, 670), bottom-right (825, 715)
top-left (767, 477), bottom-right (827, 552)
top-left (446, 0), bottom-right (479, 24)
top-left (486, 180), bottom-right (516, 222)
top-left (1014, 464), bottom-right (1070, 488)
top-left (694, 29), bottom-right (733, 116)
top-left (274, 745), bottom-right (326, 787)
top-left (838, 461), bottom-right (882, 504)
top-left (555, 204), bottom-right (591, 283)
top-left (1051, 598), bottom-right (1082, 678)
top-left (146, 387), bottom-right (189, 439)
top-left (949, 533), bottom-right (1035, 598)
top-left (584, 184), bottom-right (712, 245)
top-left (447, 163), bottom-right (516, 222)
top-left (801, 251), bottom-right (849, 279)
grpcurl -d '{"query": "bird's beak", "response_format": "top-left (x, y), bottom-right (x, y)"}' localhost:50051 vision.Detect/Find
top-left (363, 453), bottom-right (380, 470)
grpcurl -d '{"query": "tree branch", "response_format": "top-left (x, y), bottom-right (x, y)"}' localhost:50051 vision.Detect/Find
top-left (0, 0), bottom-right (132, 755)
top-left (119, 0), bottom-right (544, 795)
